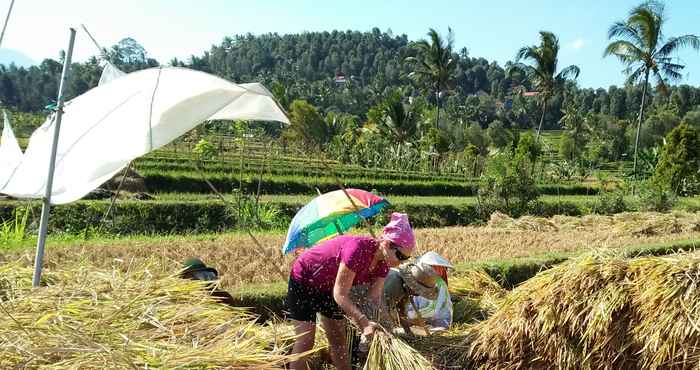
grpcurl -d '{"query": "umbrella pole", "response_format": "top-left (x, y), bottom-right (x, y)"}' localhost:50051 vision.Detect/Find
top-left (315, 152), bottom-right (377, 238)
top-left (32, 28), bottom-right (77, 288)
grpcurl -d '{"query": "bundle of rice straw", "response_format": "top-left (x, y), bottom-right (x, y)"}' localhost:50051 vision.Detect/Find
top-left (405, 324), bottom-right (472, 369)
top-left (486, 212), bottom-right (558, 232)
top-left (614, 211), bottom-right (700, 236)
top-left (0, 260), bottom-right (303, 369)
top-left (363, 332), bottom-right (435, 370)
top-left (466, 250), bottom-right (700, 370)
top-left (449, 269), bottom-right (505, 319)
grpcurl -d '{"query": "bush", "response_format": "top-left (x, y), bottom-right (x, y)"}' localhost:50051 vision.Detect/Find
top-left (652, 123), bottom-right (700, 196)
top-left (478, 147), bottom-right (539, 217)
top-left (637, 181), bottom-right (677, 212)
top-left (590, 189), bottom-right (628, 215)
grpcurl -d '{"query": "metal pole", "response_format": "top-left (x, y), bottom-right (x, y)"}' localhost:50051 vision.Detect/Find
top-left (0, 0), bottom-right (15, 48)
top-left (32, 28), bottom-right (76, 288)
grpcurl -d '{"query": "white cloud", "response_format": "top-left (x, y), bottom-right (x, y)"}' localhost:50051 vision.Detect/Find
top-left (570, 38), bottom-right (586, 50)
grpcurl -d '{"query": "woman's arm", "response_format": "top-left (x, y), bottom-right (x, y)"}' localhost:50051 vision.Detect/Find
top-left (333, 262), bottom-right (373, 331)
top-left (368, 277), bottom-right (385, 307)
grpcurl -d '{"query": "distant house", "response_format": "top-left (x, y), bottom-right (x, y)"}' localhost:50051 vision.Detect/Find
top-left (334, 73), bottom-right (347, 86)
top-left (522, 91), bottom-right (539, 97)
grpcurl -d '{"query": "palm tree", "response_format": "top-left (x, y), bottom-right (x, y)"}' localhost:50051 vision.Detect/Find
top-left (509, 31), bottom-right (580, 141)
top-left (559, 104), bottom-right (589, 158)
top-left (604, 1), bottom-right (699, 179)
top-left (376, 91), bottom-right (419, 144)
top-left (404, 28), bottom-right (457, 131)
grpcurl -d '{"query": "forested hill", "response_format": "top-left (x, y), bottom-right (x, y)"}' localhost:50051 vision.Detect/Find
top-left (0, 29), bottom-right (514, 115)
top-left (1, 29), bottom-right (700, 129)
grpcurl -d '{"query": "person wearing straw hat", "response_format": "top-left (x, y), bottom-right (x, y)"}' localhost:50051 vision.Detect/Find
top-left (180, 257), bottom-right (236, 306)
top-left (286, 212), bottom-right (416, 370)
top-left (405, 251), bottom-right (454, 331)
top-left (383, 262), bottom-right (439, 335)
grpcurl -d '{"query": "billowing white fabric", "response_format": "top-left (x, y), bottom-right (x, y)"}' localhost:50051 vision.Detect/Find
top-left (0, 62), bottom-right (126, 192)
top-left (0, 67), bottom-right (288, 204)
top-left (98, 62), bottom-right (126, 86)
top-left (0, 110), bottom-right (24, 188)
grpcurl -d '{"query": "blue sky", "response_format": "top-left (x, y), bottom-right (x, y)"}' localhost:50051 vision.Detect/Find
top-left (1, 0), bottom-right (699, 88)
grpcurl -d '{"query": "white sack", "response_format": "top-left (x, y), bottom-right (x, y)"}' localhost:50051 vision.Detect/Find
top-left (0, 67), bottom-right (288, 204)
top-left (0, 110), bottom-right (24, 189)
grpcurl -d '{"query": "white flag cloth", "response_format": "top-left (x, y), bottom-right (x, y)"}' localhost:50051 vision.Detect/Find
top-left (0, 67), bottom-right (288, 204)
top-left (97, 61), bottom-right (127, 86)
top-left (0, 110), bottom-right (24, 189)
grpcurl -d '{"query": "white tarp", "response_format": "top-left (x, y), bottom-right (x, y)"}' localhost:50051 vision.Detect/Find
top-left (0, 62), bottom-right (125, 190)
top-left (0, 67), bottom-right (288, 204)
top-left (0, 110), bottom-right (24, 188)
top-left (98, 62), bottom-right (127, 86)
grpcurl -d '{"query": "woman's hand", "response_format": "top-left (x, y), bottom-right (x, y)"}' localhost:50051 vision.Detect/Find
top-left (361, 320), bottom-right (379, 337)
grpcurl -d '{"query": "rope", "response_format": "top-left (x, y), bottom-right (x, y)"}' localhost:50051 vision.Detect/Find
top-left (96, 162), bottom-right (133, 233)
top-left (147, 67), bottom-right (163, 151)
top-left (0, 0), bottom-right (16, 49)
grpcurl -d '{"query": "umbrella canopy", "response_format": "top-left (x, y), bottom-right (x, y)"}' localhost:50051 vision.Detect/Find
top-left (281, 189), bottom-right (390, 255)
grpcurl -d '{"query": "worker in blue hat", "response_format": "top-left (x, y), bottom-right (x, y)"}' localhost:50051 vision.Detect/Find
top-left (180, 257), bottom-right (235, 306)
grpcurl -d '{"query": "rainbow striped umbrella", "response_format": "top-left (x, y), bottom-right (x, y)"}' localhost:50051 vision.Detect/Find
top-left (281, 189), bottom-right (390, 255)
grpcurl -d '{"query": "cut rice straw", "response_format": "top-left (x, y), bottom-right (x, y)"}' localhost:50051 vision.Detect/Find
top-left (466, 250), bottom-right (700, 370)
top-left (0, 260), bottom-right (307, 369)
top-left (363, 331), bottom-right (436, 370)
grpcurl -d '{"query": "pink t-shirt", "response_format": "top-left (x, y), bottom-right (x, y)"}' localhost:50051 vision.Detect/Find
top-left (290, 235), bottom-right (389, 292)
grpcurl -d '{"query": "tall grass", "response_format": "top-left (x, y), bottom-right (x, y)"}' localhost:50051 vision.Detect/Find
top-left (0, 206), bottom-right (30, 245)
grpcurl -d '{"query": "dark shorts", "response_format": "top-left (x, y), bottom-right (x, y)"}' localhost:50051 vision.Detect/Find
top-left (286, 277), bottom-right (344, 322)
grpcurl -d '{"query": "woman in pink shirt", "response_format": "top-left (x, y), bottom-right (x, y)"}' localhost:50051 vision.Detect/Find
top-left (287, 212), bottom-right (416, 370)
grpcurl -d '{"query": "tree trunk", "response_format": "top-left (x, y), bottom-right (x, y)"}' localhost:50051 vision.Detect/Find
top-left (632, 72), bottom-right (649, 184)
top-left (435, 89), bottom-right (440, 131)
top-left (536, 97), bottom-right (548, 141)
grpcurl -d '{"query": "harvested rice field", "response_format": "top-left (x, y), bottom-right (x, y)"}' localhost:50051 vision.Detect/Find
top-left (2, 211), bottom-right (700, 369)
top-left (2, 211), bottom-right (699, 290)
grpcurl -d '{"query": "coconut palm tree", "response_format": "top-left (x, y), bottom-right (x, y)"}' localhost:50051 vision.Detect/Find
top-left (375, 90), bottom-right (419, 145)
top-left (604, 1), bottom-right (699, 179)
top-left (559, 104), bottom-right (589, 158)
top-left (404, 28), bottom-right (457, 131)
top-left (509, 31), bottom-right (580, 141)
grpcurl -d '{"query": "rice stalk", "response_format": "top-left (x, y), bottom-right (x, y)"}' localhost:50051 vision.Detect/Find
top-left (362, 332), bottom-right (435, 370)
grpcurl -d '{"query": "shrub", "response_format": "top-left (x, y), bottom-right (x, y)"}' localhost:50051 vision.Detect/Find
top-left (590, 189), bottom-right (628, 215)
top-left (637, 180), bottom-right (677, 212)
top-left (652, 123), bottom-right (700, 196)
top-left (478, 150), bottom-right (539, 217)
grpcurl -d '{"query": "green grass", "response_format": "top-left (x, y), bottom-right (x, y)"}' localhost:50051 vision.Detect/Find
top-left (151, 193), bottom-right (600, 205)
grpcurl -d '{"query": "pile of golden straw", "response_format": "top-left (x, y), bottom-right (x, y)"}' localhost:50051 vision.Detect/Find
top-left (467, 251), bottom-right (700, 369)
top-left (0, 261), bottom-right (302, 369)
top-left (449, 269), bottom-right (505, 321)
top-left (489, 211), bottom-right (700, 236)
